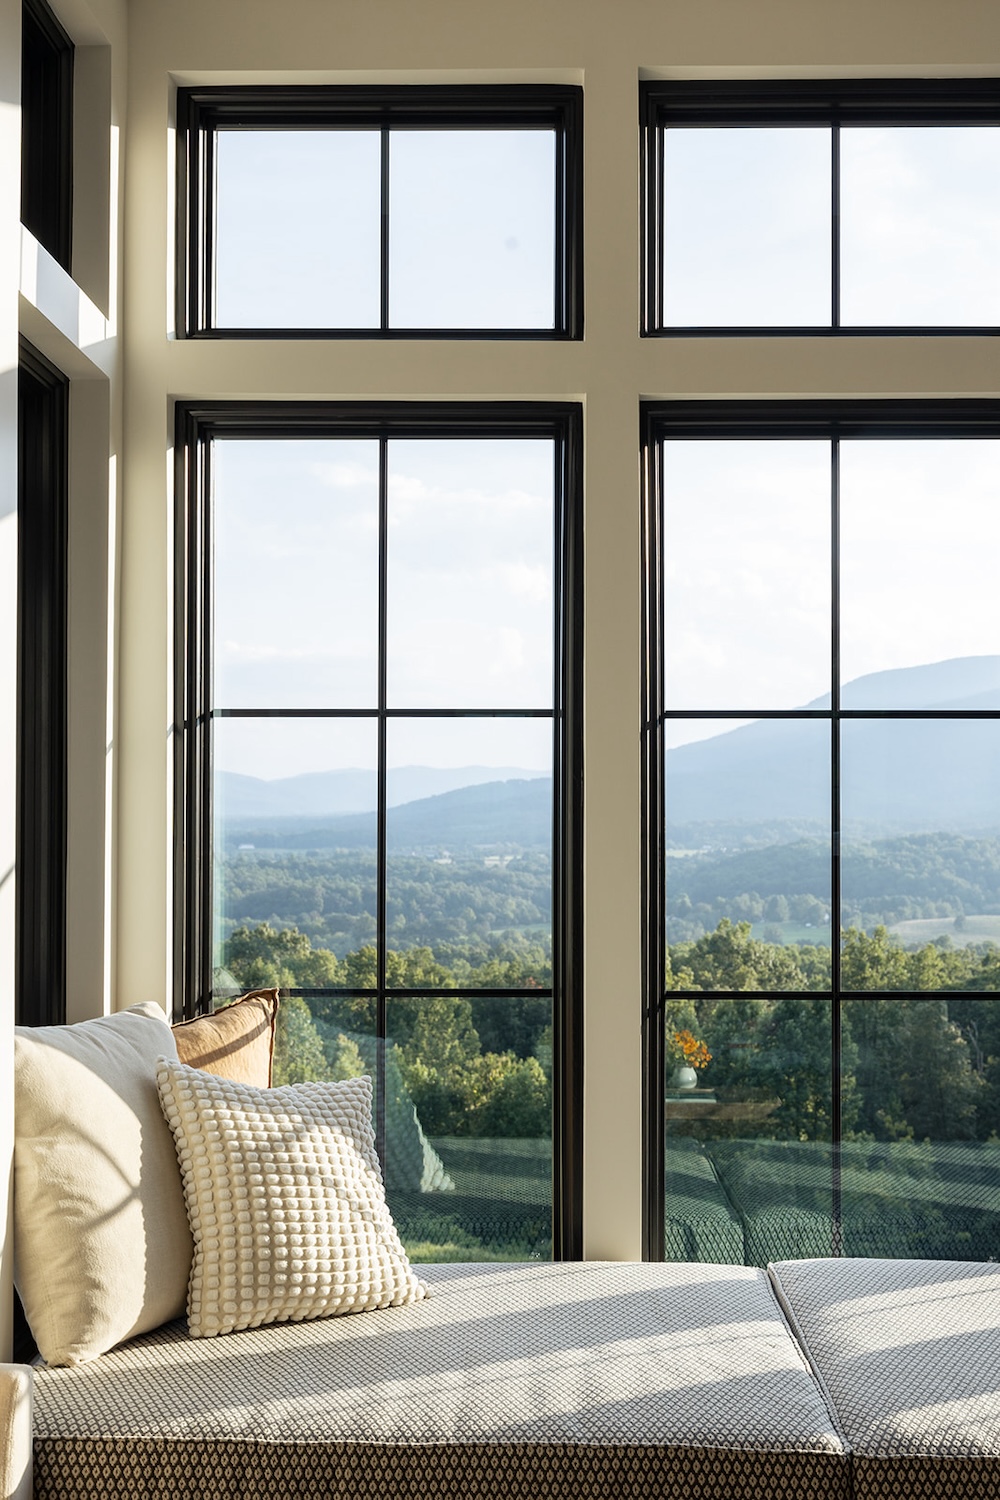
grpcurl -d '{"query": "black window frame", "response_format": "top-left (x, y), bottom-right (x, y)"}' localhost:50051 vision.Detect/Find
top-left (640, 78), bottom-right (1000, 338)
top-left (640, 396), bottom-right (1000, 1259)
top-left (175, 399), bottom-right (584, 1260)
top-left (17, 338), bottom-right (69, 1028)
top-left (177, 85), bottom-right (584, 340)
top-left (21, 0), bottom-right (73, 272)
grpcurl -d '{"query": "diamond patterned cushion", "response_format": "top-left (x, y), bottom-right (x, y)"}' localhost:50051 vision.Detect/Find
top-left (769, 1257), bottom-right (1000, 1500)
top-left (31, 1261), bottom-right (849, 1498)
top-left (155, 1062), bottom-right (426, 1337)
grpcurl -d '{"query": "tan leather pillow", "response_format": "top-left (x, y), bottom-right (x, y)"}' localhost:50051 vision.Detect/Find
top-left (171, 989), bottom-right (280, 1087)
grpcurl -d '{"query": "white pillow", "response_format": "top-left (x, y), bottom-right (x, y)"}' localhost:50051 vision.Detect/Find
top-left (155, 1061), bottom-right (426, 1338)
top-left (14, 1004), bottom-right (193, 1366)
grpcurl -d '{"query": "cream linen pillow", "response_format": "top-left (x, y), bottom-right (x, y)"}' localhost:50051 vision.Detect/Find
top-left (14, 1004), bottom-right (193, 1366)
top-left (155, 1061), bottom-right (426, 1338)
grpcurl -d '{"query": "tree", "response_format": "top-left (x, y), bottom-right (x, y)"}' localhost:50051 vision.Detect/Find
top-left (668, 919), bottom-right (814, 992)
top-left (840, 926), bottom-right (909, 991)
top-left (272, 994), bottom-right (328, 1085)
top-left (765, 894), bottom-right (790, 923)
top-left (474, 1055), bottom-right (550, 1138)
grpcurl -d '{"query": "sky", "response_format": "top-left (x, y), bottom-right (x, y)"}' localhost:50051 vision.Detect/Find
top-left (662, 437), bottom-right (1000, 747)
top-left (664, 125), bottom-right (1000, 326)
top-left (212, 437), bottom-right (554, 780)
top-left (215, 128), bottom-right (555, 330)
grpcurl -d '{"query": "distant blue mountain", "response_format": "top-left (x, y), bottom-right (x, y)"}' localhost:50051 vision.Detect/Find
top-left (222, 776), bottom-right (553, 853)
top-left (217, 764), bottom-right (548, 820)
top-left (667, 656), bottom-right (1000, 836)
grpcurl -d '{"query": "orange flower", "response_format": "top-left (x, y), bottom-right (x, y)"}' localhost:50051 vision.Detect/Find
top-left (670, 1028), bottom-right (712, 1070)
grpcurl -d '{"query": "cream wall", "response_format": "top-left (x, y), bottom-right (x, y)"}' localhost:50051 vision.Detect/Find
top-left (2, 0), bottom-right (1000, 1361)
top-left (118, 0), bottom-right (1000, 1267)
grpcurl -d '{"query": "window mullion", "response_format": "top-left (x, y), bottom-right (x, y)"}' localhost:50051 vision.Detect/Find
top-left (831, 124), bottom-right (840, 329)
top-left (376, 435), bottom-right (389, 1165)
top-left (380, 127), bottom-right (390, 333)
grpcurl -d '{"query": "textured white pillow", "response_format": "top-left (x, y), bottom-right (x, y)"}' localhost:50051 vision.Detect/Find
top-left (155, 1061), bottom-right (426, 1338)
top-left (14, 1004), bottom-right (193, 1366)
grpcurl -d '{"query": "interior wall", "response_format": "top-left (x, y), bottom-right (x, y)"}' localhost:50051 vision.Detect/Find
top-left (112, 0), bottom-right (1000, 1266)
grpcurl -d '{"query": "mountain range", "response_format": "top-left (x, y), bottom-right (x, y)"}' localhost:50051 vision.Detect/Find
top-left (666, 656), bottom-right (1000, 837)
top-left (218, 763), bottom-right (548, 820)
top-left (219, 658), bottom-right (1000, 848)
top-left (223, 776), bottom-right (553, 853)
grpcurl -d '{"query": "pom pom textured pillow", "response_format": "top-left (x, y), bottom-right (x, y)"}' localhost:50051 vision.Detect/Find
top-left (171, 988), bottom-right (280, 1086)
top-left (155, 1061), bottom-right (426, 1338)
top-left (14, 1004), bottom-right (193, 1366)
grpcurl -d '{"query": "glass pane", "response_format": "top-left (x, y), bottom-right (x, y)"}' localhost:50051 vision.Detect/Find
top-left (386, 718), bottom-right (552, 972)
top-left (663, 127), bottom-right (831, 326)
top-left (663, 440), bottom-right (830, 709)
top-left (841, 719), bottom-right (1000, 984)
top-left (385, 996), bottom-right (552, 1261)
top-left (213, 439), bottom-right (379, 710)
top-left (214, 130), bottom-right (381, 329)
top-left (386, 439), bottom-right (554, 708)
top-left (841, 127), bottom-right (1000, 326)
top-left (389, 131), bottom-right (555, 329)
top-left (665, 718), bottom-right (832, 987)
top-left (665, 996), bottom-right (834, 1266)
top-left (839, 440), bottom-right (1000, 702)
top-left (212, 717), bottom-right (378, 996)
top-left (842, 999), bottom-right (1000, 1260)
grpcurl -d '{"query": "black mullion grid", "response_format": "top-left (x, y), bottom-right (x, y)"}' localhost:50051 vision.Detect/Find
top-left (214, 707), bottom-right (553, 719)
top-left (640, 424), bottom-right (666, 1260)
top-left (644, 78), bottom-right (1000, 337)
top-left (375, 438), bottom-right (389, 1165)
top-left (830, 436), bottom-right (843, 1255)
top-left (380, 130), bottom-right (390, 333)
top-left (831, 125), bottom-right (841, 331)
top-left (180, 404), bottom-right (582, 1257)
top-left (199, 436), bottom-right (216, 1015)
top-left (646, 403), bottom-right (1000, 1267)
top-left (181, 85), bottom-right (582, 340)
top-left (283, 987), bottom-right (554, 1002)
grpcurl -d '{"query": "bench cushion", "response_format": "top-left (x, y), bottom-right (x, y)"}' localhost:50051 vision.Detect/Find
top-left (32, 1260), bottom-right (849, 1499)
top-left (769, 1257), bottom-right (1000, 1500)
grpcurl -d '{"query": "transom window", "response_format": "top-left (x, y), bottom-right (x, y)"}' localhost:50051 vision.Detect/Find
top-left (642, 399), bottom-right (1000, 1265)
top-left (641, 80), bottom-right (1000, 333)
top-left (177, 86), bottom-right (583, 337)
top-left (176, 402), bottom-right (583, 1264)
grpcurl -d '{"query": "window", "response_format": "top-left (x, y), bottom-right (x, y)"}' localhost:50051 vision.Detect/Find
top-left (177, 86), bottom-right (583, 337)
top-left (176, 401), bottom-right (583, 1263)
top-left (20, 0), bottom-right (73, 271)
top-left (642, 399), bottom-right (1000, 1265)
top-left (17, 339), bottom-right (68, 1027)
top-left (640, 80), bottom-right (1000, 333)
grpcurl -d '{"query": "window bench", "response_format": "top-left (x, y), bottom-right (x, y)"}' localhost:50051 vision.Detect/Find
top-left (4, 1255), bottom-right (998, 1500)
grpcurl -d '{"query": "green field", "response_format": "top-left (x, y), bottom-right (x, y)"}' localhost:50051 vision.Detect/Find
top-left (887, 914), bottom-right (1000, 949)
top-left (749, 921), bottom-right (834, 947)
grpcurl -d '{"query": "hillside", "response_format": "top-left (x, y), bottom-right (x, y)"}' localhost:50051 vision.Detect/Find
top-left (222, 775), bottom-right (553, 854)
top-left (218, 763), bottom-right (548, 820)
top-left (667, 655), bottom-right (1000, 838)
